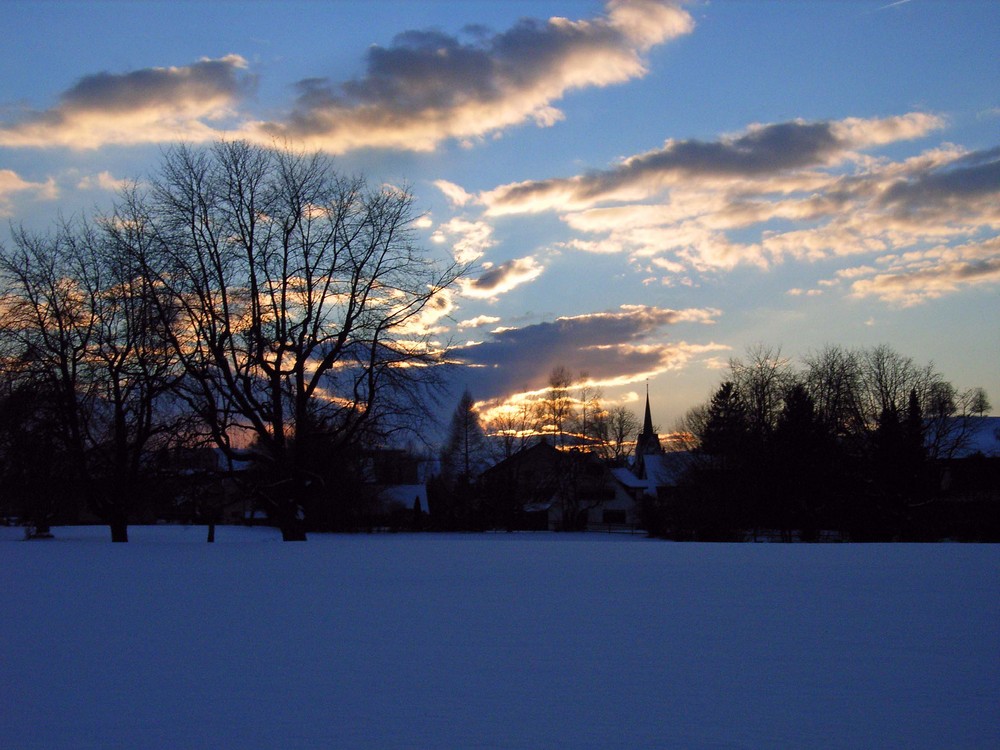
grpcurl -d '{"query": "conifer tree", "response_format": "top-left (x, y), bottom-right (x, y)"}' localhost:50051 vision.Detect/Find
top-left (441, 390), bottom-right (487, 484)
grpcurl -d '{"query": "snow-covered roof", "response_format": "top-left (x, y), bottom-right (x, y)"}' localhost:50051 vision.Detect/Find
top-left (929, 416), bottom-right (1000, 459)
top-left (610, 467), bottom-right (647, 490)
top-left (613, 451), bottom-right (694, 496)
top-left (523, 502), bottom-right (554, 513)
top-left (378, 484), bottom-right (428, 509)
top-left (643, 452), bottom-right (694, 487)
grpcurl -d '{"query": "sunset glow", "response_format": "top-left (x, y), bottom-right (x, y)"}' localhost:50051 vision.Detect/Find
top-left (2, 0), bottom-right (996, 426)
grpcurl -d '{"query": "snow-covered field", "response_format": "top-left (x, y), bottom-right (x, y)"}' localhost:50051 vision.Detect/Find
top-left (2, 526), bottom-right (997, 749)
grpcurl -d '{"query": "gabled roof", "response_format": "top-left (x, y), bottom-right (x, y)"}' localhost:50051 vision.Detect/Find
top-left (479, 439), bottom-right (563, 478)
top-left (614, 451), bottom-right (694, 496)
top-left (643, 452), bottom-right (694, 486)
top-left (378, 483), bottom-right (428, 508)
top-left (931, 416), bottom-right (1000, 458)
top-left (610, 467), bottom-right (647, 490)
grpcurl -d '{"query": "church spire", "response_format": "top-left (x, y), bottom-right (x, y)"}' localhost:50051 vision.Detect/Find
top-left (636, 384), bottom-right (663, 456)
top-left (642, 384), bottom-right (655, 437)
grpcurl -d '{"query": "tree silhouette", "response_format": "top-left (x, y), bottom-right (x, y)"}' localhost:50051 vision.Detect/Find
top-left (118, 141), bottom-right (464, 540)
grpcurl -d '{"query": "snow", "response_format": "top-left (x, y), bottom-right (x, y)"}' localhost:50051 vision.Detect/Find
top-left (2, 527), bottom-right (998, 749)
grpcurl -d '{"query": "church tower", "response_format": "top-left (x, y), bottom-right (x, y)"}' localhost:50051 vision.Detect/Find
top-left (635, 386), bottom-right (664, 457)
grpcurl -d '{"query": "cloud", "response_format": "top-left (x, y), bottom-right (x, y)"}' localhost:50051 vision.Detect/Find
top-left (0, 55), bottom-right (254, 149)
top-left (758, 146), bottom-right (1000, 261)
top-left (249, 1), bottom-right (692, 152)
top-left (469, 113), bottom-right (999, 299)
top-left (0, 169), bottom-right (58, 215)
top-left (0, 3), bottom-right (691, 156)
top-left (459, 256), bottom-right (544, 299)
top-left (874, 0), bottom-right (913, 11)
top-left (434, 179), bottom-right (474, 207)
top-left (876, 147), bottom-right (1000, 215)
top-left (458, 315), bottom-right (502, 329)
top-left (482, 113), bottom-right (944, 214)
top-left (830, 113), bottom-right (945, 148)
top-left (395, 287), bottom-right (458, 338)
top-left (76, 170), bottom-right (130, 192)
top-left (843, 236), bottom-right (1000, 306)
top-left (430, 217), bottom-right (496, 264)
top-left (450, 303), bottom-right (724, 400)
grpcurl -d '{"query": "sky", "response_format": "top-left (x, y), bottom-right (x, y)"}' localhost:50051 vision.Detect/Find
top-left (1, 0), bottom-right (998, 431)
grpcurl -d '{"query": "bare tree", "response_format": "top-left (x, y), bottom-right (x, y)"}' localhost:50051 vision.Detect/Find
top-left (0, 220), bottom-right (186, 541)
top-left (537, 365), bottom-right (574, 446)
top-left (802, 345), bottom-right (864, 439)
top-left (599, 403), bottom-right (639, 463)
top-left (573, 372), bottom-right (606, 448)
top-left (961, 387), bottom-right (991, 417)
top-left (484, 396), bottom-right (539, 460)
top-left (128, 141), bottom-right (464, 540)
top-left (858, 345), bottom-right (925, 424)
top-left (728, 344), bottom-right (794, 440)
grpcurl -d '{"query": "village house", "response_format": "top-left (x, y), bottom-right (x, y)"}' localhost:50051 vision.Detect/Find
top-left (612, 390), bottom-right (694, 509)
top-left (477, 438), bottom-right (635, 531)
top-left (476, 391), bottom-right (692, 532)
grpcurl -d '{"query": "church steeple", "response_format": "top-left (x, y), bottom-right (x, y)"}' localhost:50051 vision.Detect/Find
top-left (642, 385), bottom-right (655, 437)
top-left (636, 385), bottom-right (663, 456)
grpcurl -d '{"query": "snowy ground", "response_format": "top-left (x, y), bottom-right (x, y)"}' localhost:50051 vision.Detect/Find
top-left (2, 526), bottom-right (997, 750)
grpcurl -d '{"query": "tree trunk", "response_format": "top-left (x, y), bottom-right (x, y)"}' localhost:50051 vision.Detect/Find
top-left (110, 515), bottom-right (128, 543)
top-left (279, 518), bottom-right (307, 542)
top-left (276, 499), bottom-right (307, 541)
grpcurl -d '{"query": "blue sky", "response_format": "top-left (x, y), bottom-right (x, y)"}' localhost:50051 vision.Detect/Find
top-left (2, 0), bottom-right (998, 428)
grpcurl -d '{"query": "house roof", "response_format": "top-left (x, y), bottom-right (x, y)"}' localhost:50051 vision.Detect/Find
top-left (378, 484), bottom-right (428, 509)
top-left (644, 452), bottom-right (695, 486)
top-left (610, 467), bottom-right (647, 490)
top-left (934, 416), bottom-right (1000, 458)
top-left (613, 451), bottom-right (694, 496)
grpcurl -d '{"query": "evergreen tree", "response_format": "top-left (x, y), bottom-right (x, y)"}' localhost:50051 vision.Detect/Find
top-left (678, 382), bottom-right (750, 540)
top-left (701, 382), bottom-right (749, 466)
top-left (440, 390), bottom-right (487, 484)
top-left (437, 390), bottom-right (487, 528)
top-left (771, 383), bottom-right (833, 540)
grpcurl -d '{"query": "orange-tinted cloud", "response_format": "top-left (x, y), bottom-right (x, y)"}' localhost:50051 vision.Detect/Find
top-left (482, 113), bottom-right (944, 214)
top-left (843, 236), bottom-right (1000, 306)
top-left (248, 1), bottom-right (692, 152)
top-left (472, 113), bottom-right (1000, 300)
top-left (0, 55), bottom-right (254, 149)
top-left (450, 303), bottom-right (724, 400)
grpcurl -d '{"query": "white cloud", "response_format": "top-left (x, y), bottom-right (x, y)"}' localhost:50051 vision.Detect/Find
top-left (247, 1), bottom-right (693, 153)
top-left (0, 55), bottom-right (253, 149)
top-left (0, 169), bottom-right (58, 215)
top-left (433, 179), bottom-right (474, 207)
top-left (458, 315), bottom-right (502, 329)
top-left (460, 256), bottom-right (544, 299)
top-left (76, 170), bottom-right (130, 192)
top-left (481, 113), bottom-right (945, 215)
top-left (452, 303), bottom-right (726, 401)
top-left (845, 236), bottom-right (1000, 306)
top-left (431, 217), bottom-right (497, 264)
top-left (467, 114), bottom-right (998, 297)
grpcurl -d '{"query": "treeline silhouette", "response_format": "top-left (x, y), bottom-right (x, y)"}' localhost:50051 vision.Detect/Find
top-left (0, 141), bottom-right (463, 541)
top-left (1, 143), bottom-right (995, 543)
top-left (644, 345), bottom-right (997, 541)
